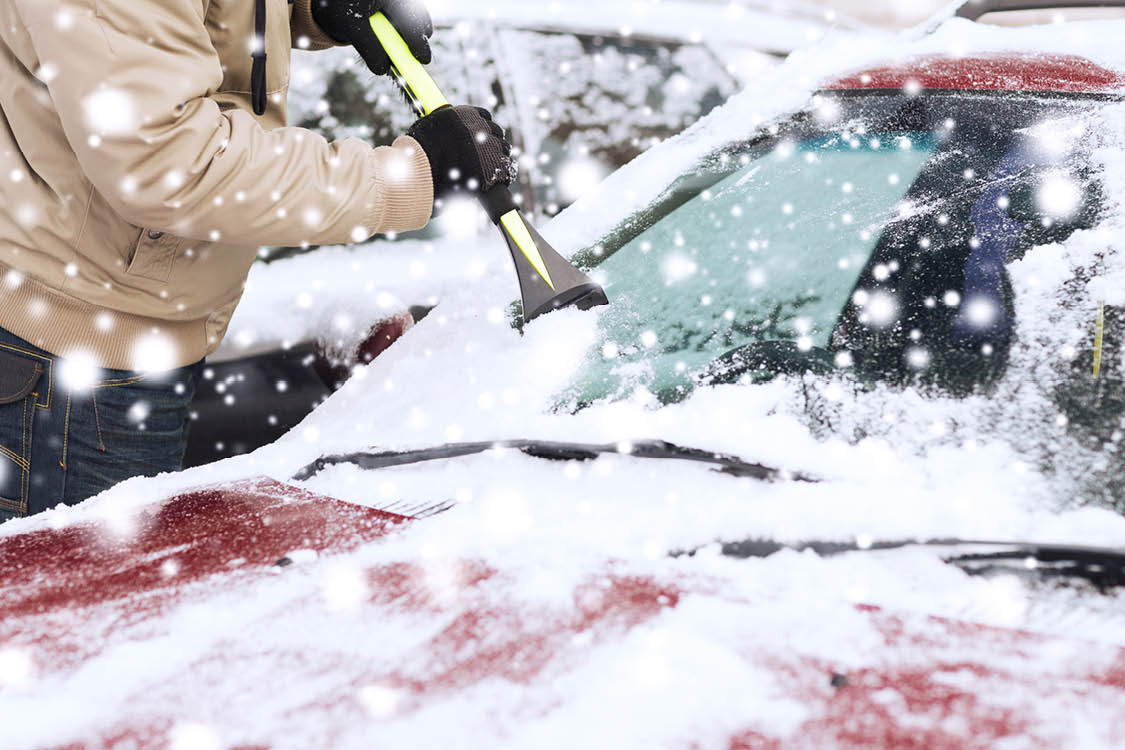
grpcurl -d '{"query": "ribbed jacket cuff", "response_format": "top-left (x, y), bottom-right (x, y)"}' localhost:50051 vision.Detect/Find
top-left (291, 0), bottom-right (342, 51)
top-left (0, 259), bottom-right (212, 370)
top-left (366, 136), bottom-right (434, 234)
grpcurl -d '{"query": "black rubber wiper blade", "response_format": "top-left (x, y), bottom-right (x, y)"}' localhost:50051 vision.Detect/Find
top-left (292, 439), bottom-right (814, 483)
top-left (692, 537), bottom-right (1125, 590)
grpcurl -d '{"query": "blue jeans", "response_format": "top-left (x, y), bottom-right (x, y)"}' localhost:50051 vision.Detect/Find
top-left (0, 326), bottom-right (202, 521)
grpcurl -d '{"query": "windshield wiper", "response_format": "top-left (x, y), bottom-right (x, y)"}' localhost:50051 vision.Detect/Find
top-left (290, 443), bottom-right (1122, 589)
top-left (681, 537), bottom-right (1125, 590)
top-left (292, 439), bottom-right (815, 483)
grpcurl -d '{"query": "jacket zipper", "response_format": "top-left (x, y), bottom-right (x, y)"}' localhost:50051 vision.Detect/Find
top-left (251, 0), bottom-right (296, 116)
top-left (251, 0), bottom-right (268, 115)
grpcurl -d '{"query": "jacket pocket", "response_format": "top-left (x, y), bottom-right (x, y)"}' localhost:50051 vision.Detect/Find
top-left (126, 230), bottom-right (183, 282)
top-left (0, 349), bottom-right (43, 517)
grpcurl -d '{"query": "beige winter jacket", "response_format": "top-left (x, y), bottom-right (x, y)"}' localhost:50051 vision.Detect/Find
top-left (0, 0), bottom-right (434, 370)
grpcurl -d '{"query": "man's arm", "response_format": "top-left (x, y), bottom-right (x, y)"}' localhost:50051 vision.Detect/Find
top-left (15, 0), bottom-right (432, 246)
top-left (291, 0), bottom-right (344, 50)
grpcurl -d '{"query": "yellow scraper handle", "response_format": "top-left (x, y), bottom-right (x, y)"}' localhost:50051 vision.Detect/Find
top-left (367, 11), bottom-right (609, 323)
top-left (369, 13), bottom-right (449, 116)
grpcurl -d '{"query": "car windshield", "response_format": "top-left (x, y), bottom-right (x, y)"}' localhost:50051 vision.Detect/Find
top-left (559, 92), bottom-right (1101, 406)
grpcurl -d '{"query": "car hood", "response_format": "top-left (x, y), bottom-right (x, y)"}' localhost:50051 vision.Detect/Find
top-left (2, 477), bottom-right (1123, 748)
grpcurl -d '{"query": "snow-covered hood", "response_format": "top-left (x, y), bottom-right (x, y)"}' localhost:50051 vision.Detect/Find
top-left (2, 477), bottom-right (1123, 748)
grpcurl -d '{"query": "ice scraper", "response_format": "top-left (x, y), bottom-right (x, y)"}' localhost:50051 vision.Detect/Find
top-left (368, 12), bottom-right (609, 324)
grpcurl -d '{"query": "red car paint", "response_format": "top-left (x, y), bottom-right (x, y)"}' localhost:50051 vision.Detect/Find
top-left (0, 480), bottom-right (405, 617)
top-left (2, 480), bottom-right (1123, 748)
top-left (826, 54), bottom-right (1125, 94)
top-left (0, 480), bottom-right (408, 675)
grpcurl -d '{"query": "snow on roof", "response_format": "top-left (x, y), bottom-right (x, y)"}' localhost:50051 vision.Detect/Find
top-left (426, 0), bottom-right (869, 55)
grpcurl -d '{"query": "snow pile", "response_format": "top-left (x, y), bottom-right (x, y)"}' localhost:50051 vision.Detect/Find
top-left (220, 235), bottom-right (500, 360)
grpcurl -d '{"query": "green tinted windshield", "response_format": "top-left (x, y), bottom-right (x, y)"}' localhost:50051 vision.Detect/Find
top-left (562, 132), bottom-right (937, 404)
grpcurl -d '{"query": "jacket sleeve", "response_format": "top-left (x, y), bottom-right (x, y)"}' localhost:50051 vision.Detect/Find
top-left (291, 0), bottom-right (345, 50)
top-left (13, 0), bottom-right (432, 247)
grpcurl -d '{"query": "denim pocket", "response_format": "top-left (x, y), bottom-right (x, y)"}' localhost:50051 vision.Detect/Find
top-left (92, 367), bottom-right (199, 476)
top-left (0, 349), bottom-right (44, 518)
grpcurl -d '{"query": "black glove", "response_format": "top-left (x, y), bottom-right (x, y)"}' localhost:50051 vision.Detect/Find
top-left (312, 0), bottom-right (433, 76)
top-left (407, 106), bottom-right (515, 210)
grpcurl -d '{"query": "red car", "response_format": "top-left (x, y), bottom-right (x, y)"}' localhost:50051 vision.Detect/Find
top-left (3, 3), bottom-right (1125, 748)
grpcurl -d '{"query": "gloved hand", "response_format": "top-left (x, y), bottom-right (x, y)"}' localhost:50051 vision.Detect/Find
top-left (407, 106), bottom-right (516, 210)
top-left (312, 0), bottom-right (433, 76)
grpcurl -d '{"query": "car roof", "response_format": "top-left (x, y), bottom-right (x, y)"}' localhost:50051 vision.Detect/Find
top-left (824, 53), bottom-right (1125, 95)
top-left (430, 0), bottom-right (869, 56)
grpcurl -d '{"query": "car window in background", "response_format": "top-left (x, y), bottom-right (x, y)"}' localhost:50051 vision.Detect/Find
top-left (559, 93), bottom-right (1104, 408)
top-left (280, 24), bottom-right (739, 260)
top-left (289, 32), bottom-right (482, 146)
top-left (494, 29), bottom-right (738, 216)
top-left (282, 31), bottom-right (491, 256)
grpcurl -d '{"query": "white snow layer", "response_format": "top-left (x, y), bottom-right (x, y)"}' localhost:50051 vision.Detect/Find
top-left (3, 12), bottom-right (1125, 750)
top-left (425, 0), bottom-right (870, 54)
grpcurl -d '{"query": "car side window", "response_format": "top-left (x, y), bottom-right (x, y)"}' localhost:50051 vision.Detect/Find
top-left (492, 29), bottom-right (738, 216)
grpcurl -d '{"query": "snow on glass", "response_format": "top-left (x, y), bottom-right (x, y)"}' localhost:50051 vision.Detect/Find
top-left (562, 116), bottom-right (936, 403)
